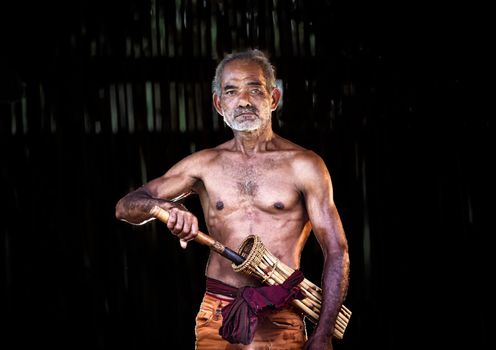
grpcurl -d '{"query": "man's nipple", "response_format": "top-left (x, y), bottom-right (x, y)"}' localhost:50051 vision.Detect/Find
top-left (216, 201), bottom-right (224, 210)
top-left (273, 201), bottom-right (285, 210)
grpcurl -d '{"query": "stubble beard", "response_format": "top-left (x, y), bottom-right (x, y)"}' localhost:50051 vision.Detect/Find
top-left (222, 106), bottom-right (271, 132)
top-left (223, 114), bottom-right (262, 131)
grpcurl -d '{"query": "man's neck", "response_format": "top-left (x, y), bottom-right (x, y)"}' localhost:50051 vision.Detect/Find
top-left (232, 126), bottom-right (275, 155)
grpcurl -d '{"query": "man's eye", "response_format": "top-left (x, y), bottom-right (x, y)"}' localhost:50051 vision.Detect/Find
top-left (251, 89), bottom-right (263, 95)
top-left (225, 90), bottom-right (237, 96)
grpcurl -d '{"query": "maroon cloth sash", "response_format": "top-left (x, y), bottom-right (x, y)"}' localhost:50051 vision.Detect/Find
top-left (205, 270), bottom-right (305, 345)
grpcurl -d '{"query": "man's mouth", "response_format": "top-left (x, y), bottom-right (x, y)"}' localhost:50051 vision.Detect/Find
top-left (234, 107), bottom-right (258, 119)
top-left (235, 113), bottom-right (257, 119)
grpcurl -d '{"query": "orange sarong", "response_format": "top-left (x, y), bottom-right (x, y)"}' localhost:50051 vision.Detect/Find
top-left (195, 292), bottom-right (307, 350)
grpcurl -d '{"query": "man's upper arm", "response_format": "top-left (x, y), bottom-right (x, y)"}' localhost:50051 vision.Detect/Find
top-left (143, 150), bottom-right (207, 200)
top-left (295, 152), bottom-right (346, 254)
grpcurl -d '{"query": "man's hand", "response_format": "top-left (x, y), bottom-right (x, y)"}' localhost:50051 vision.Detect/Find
top-left (166, 206), bottom-right (199, 249)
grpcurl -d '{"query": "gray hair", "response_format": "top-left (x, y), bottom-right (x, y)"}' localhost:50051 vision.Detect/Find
top-left (212, 49), bottom-right (276, 95)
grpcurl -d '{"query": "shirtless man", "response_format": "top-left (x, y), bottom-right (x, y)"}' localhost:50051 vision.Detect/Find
top-left (115, 49), bottom-right (349, 350)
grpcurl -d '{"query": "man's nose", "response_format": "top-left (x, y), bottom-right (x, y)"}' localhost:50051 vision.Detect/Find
top-left (238, 90), bottom-right (252, 107)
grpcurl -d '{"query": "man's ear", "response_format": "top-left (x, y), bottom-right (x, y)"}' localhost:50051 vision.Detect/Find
top-left (212, 93), bottom-right (223, 116)
top-left (270, 88), bottom-right (282, 111)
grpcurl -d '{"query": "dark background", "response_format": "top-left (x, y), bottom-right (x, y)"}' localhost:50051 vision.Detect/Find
top-left (1, 1), bottom-right (491, 349)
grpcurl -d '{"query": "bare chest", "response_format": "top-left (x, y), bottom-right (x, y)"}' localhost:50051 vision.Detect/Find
top-left (201, 157), bottom-right (300, 211)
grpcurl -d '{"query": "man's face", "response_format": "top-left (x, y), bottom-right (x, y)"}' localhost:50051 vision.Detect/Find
top-left (213, 60), bottom-right (280, 132)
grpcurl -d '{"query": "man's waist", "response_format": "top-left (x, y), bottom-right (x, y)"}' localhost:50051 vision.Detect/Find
top-left (205, 276), bottom-right (239, 299)
top-left (205, 291), bottom-right (235, 302)
top-left (205, 276), bottom-right (263, 299)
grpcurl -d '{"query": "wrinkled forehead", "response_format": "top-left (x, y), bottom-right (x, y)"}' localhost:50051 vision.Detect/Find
top-left (221, 60), bottom-right (267, 88)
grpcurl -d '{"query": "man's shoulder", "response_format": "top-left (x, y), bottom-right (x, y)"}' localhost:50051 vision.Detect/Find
top-left (185, 148), bottom-right (220, 162)
top-left (273, 135), bottom-right (322, 161)
top-left (212, 139), bottom-right (235, 151)
top-left (272, 134), bottom-right (307, 152)
top-left (184, 140), bottom-right (233, 163)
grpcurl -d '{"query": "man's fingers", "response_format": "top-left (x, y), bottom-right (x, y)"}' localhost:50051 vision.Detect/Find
top-left (179, 216), bottom-right (199, 240)
top-left (166, 209), bottom-right (177, 230)
top-left (179, 239), bottom-right (188, 249)
top-left (191, 217), bottom-right (199, 235)
top-left (181, 218), bottom-right (192, 235)
top-left (173, 213), bottom-right (185, 234)
top-left (166, 209), bottom-right (199, 247)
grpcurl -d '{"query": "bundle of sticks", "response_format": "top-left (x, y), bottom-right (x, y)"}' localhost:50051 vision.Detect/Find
top-left (232, 234), bottom-right (351, 339)
top-left (150, 206), bottom-right (351, 339)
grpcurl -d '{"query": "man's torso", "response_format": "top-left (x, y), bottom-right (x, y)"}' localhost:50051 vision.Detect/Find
top-left (191, 138), bottom-right (313, 288)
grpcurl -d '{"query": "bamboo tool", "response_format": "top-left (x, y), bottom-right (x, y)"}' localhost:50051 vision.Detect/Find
top-left (150, 206), bottom-right (351, 339)
top-left (149, 206), bottom-right (244, 265)
top-left (232, 234), bottom-right (351, 339)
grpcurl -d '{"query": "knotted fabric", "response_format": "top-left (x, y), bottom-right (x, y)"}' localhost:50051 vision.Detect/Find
top-left (206, 270), bottom-right (305, 345)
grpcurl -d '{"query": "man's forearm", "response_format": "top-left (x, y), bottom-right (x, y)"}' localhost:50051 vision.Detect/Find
top-left (115, 187), bottom-right (173, 225)
top-left (313, 251), bottom-right (350, 340)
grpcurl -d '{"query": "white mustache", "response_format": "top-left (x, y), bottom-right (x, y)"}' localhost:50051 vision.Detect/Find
top-left (234, 107), bottom-right (258, 117)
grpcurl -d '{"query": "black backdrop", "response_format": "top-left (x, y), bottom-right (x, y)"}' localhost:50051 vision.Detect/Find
top-left (1, 1), bottom-right (491, 349)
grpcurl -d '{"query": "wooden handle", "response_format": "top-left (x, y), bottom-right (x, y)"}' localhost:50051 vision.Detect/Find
top-left (149, 205), bottom-right (216, 246)
top-left (149, 206), bottom-right (244, 264)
